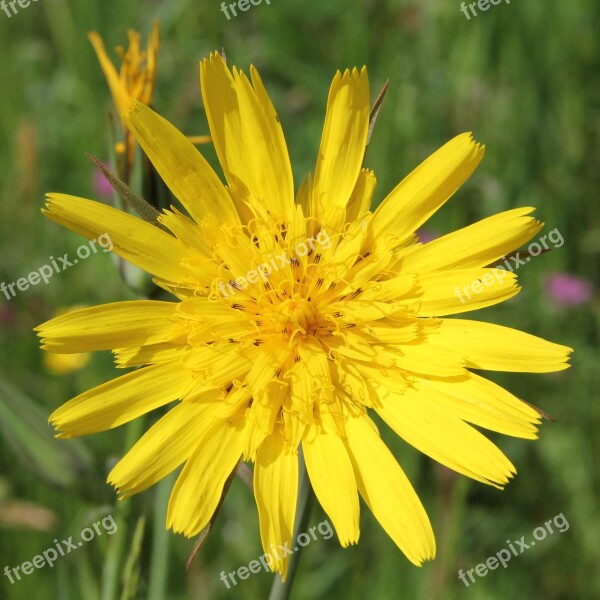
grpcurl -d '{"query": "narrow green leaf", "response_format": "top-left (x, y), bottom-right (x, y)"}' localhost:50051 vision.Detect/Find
top-left (0, 377), bottom-right (90, 488)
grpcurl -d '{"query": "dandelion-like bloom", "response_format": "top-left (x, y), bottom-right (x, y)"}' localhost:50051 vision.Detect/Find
top-left (44, 350), bottom-right (90, 376)
top-left (89, 23), bottom-right (210, 173)
top-left (89, 22), bottom-right (160, 167)
top-left (37, 53), bottom-right (572, 576)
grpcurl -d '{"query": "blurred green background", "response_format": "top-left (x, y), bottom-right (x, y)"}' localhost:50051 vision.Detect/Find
top-left (0, 0), bottom-right (598, 598)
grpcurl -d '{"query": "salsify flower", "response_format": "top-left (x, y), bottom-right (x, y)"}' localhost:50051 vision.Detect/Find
top-left (89, 23), bottom-right (211, 176)
top-left (37, 53), bottom-right (572, 577)
top-left (89, 22), bottom-right (160, 168)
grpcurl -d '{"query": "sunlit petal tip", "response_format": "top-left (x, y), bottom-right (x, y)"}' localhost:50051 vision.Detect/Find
top-left (204, 51), bottom-right (222, 70)
top-left (49, 414), bottom-right (72, 438)
top-left (87, 31), bottom-right (101, 46)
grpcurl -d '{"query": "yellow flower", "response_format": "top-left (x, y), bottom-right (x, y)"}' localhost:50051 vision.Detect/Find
top-left (89, 22), bottom-right (160, 168)
top-left (37, 53), bottom-right (572, 576)
top-left (44, 352), bottom-right (90, 375)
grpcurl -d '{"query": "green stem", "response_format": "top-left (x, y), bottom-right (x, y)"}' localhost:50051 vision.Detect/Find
top-left (268, 451), bottom-right (314, 600)
top-left (148, 473), bottom-right (175, 600)
top-left (101, 419), bottom-right (144, 600)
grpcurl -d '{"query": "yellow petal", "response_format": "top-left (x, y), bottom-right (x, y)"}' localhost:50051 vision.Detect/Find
top-left (343, 412), bottom-right (435, 565)
top-left (50, 361), bottom-right (193, 438)
top-left (167, 419), bottom-right (244, 536)
top-left (435, 319), bottom-right (572, 372)
top-left (311, 68), bottom-right (370, 227)
top-left (126, 101), bottom-right (240, 226)
top-left (200, 54), bottom-right (295, 223)
top-left (376, 390), bottom-right (517, 487)
top-left (334, 358), bottom-right (386, 408)
top-left (200, 54), bottom-right (246, 190)
top-left (243, 381), bottom-right (284, 461)
top-left (187, 135), bottom-right (212, 145)
top-left (415, 268), bottom-right (520, 316)
top-left (245, 340), bottom-right (290, 400)
top-left (398, 207), bottom-right (543, 272)
top-left (43, 194), bottom-right (185, 282)
top-left (294, 174), bottom-right (312, 220)
top-left (230, 348), bottom-right (287, 452)
top-left (290, 338), bottom-right (333, 422)
top-left (333, 246), bottom-right (394, 297)
top-left (416, 374), bottom-right (541, 439)
top-left (319, 216), bottom-right (370, 286)
top-left (303, 426), bottom-right (360, 547)
top-left (254, 432), bottom-right (298, 578)
top-left (108, 397), bottom-right (216, 498)
top-left (183, 345), bottom-right (253, 388)
top-left (370, 133), bottom-right (484, 245)
top-left (143, 21), bottom-right (160, 105)
top-left (36, 301), bottom-right (183, 353)
top-left (239, 65), bottom-right (295, 220)
top-left (88, 32), bottom-right (131, 116)
top-left (358, 274), bottom-right (417, 303)
top-left (329, 332), bottom-right (466, 378)
top-left (178, 301), bottom-right (257, 342)
top-left (360, 320), bottom-right (419, 344)
top-left (157, 207), bottom-right (213, 258)
top-left (113, 343), bottom-right (187, 368)
top-left (466, 372), bottom-right (542, 420)
top-left (346, 169), bottom-right (377, 222)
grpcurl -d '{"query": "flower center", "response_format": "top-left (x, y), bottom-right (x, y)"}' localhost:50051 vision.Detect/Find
top-left (267, 294), bottom-right (320, 339)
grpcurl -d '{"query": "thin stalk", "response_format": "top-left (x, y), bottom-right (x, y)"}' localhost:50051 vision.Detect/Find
top-left (101, 419), bottom-right (145, 600)
top-left (148, 473), bottom-right (175, 600)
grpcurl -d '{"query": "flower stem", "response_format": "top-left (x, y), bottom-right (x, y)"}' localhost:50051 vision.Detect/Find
top-left (268, 451), bottom-right (314, 600)
top-left (148, 473), bottom-right (175, 600)
top-left (101, 419), bottom-right (144, 600)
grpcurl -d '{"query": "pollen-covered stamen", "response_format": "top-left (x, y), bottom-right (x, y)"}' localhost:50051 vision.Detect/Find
top-left (206, 218), bottom-right (301, 302)
top-left (207, 214), bottom-right (387, 351)
top-left (262, 294), bottom-right (322, 339)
